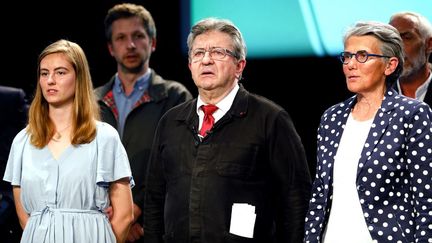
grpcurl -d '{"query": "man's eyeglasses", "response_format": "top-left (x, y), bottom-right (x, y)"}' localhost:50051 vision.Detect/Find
top-left (190, 47), bottom-right (238, 63)
top-left (339, 50), bottom-right (391, 64)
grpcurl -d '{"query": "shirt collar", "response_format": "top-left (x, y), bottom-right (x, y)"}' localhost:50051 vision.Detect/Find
top-left (196, 83), bottom-right (239, 114)
top-left (416, 71), bottom-right (432, 101)
top-left (114, 68), bottom-right (152, 94)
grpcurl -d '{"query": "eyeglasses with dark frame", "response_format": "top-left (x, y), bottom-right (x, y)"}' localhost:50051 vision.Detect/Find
top-left (339, 50), bottom-right (391, 64)
top-left (190, 47), bottom-right (238, 63)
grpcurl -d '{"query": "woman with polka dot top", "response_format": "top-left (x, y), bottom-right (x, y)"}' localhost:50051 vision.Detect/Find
top-left (304, 21), bottom-right (432, 243)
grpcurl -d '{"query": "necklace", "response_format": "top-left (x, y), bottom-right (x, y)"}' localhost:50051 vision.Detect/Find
top-left (53, 124), bottom-right (72, 141)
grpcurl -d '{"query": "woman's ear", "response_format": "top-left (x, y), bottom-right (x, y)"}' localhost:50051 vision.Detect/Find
top-left (384, 57), bottom-right (399, 76)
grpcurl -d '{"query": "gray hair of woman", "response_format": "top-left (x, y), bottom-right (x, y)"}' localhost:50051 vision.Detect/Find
top-left (343, 21), bottom-right (404, 86)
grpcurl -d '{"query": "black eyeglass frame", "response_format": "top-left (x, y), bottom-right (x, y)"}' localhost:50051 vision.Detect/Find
top-left (339, 50), bottom-right (391, 64)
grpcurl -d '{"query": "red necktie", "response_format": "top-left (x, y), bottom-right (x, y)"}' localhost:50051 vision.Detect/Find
top-left (200, 104), bottom-right (218, 137)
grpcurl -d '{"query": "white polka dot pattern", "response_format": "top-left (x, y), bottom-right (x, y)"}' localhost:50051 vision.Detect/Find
top-left (304, 90), bottom-right (432, 243)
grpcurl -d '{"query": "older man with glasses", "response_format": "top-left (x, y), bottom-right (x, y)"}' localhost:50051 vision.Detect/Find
top-left (143, 17), bottom-right (311, 243)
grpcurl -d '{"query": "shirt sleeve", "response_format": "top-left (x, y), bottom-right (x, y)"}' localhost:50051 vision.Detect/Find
top-left (3, 128), bottom-right (29, 186)
top-left (95, 122), bottom-right (135, 188)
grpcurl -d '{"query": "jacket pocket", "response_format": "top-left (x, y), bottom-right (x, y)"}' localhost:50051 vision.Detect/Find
top-left (161, 145), bottom-right (187, 181)
top-left (215, 144), bottom-right (259, 179)
top-left (216, 163), bottom-right (254, 179)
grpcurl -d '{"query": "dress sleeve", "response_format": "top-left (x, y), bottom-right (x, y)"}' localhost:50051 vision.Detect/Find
top-left (3, 128), bottom-right (29, 186)
top-left (95, 122), bottom-right (135, 188)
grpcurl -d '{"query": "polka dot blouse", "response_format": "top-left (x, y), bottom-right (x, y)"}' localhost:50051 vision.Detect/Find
top-left (304, 90), bottom-right (432, 243)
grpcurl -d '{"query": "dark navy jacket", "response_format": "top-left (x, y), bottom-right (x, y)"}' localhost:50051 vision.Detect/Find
top-left (305, 89), bottom-right (432, 243)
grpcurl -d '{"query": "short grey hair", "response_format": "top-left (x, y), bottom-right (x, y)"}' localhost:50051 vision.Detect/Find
top-left (343, 21), bottom-right (404, 85)
top-left (390, 11), bottom-right (432, 39)
top-left (186, 17), bottom-right (247, 61)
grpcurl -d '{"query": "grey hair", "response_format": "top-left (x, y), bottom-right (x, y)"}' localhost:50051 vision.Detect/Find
top-left (186, 17), bottom-right (247, 61)
top-left (390, 11), bottom-right (432, 39)
top-left (343, 21), bottom-right (404, 85)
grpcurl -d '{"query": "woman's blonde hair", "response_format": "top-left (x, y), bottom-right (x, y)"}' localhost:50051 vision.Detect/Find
top-left (28, 39), bottom-right (100, 148)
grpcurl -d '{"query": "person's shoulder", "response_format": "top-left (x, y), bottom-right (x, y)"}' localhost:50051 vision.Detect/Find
top-left (0, 86), bottom-right (27, 118)
top-left (150, 72), bottom-right (193, 103)
top-left (166, 98), bottom-right (195, 114)
top-left (0, 85), bottom-right (24, 94)
top-left (394, 93), bottom-right (423, 106)
top-left (158, 99), bottom-right (195, 124)
top-left (385, 90), bottom-right (429, 111)
top-left (246, 90), bottom-right (285, 112)
top-left (96, 120), bottom-right (116, 132)
top-left (11, 127), bottom-right (29, 145)
top-left (151, 71), bottom-right (190, 92)
top-left (94, 78), bottom-right (115, 99)
top-left (94, 85), bottom-right (104, 97)
top-left (325, 100), bottom-right (349, 113)
top-left (95, 121), bottom-right (120, 139)
top-left (161, 79), bottom-right (190, 93)
top-left (319, 95), bottom-right (355, 119)
top-left (161, 78), bottom-right (186, 87)
top-left (0, 85), bottom-right (26, 101)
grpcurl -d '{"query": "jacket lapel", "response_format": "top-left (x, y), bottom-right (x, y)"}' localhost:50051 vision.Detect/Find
top-left (356, 89), bottom-right (398, 179)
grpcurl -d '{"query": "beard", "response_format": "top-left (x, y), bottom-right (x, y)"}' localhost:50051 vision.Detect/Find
top-left (120, 59), bottom-right (145, 74)
top-left (401, 47), bottom-right (427, 80)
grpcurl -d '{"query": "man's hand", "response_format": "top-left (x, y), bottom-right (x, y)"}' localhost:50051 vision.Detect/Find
top-left (105, 206), bottom-right (113, 220)
top-left (106, 203), bottom-right (144, 242)
top-left (125, 203), bottom-right (144, 242)
top-left (126, 222), bottom-right (144, 242)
